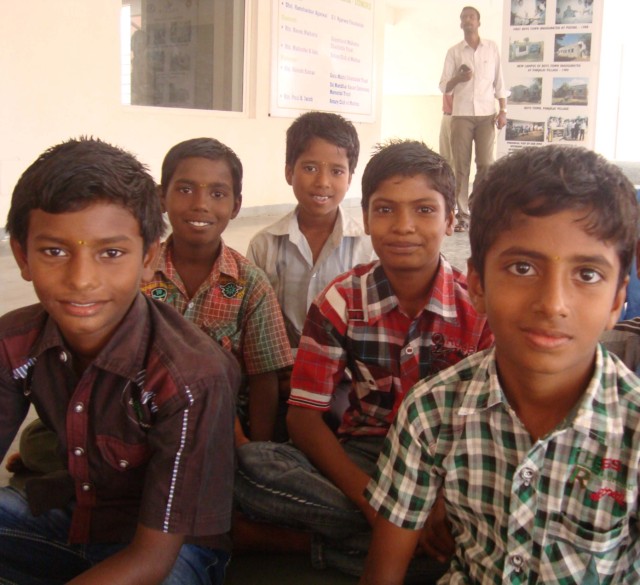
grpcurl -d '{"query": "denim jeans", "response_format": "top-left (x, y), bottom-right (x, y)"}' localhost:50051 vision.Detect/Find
top-left (0, 487), bottom-right (229, 585)
top-left (235, 437), bottom-right (447, 583)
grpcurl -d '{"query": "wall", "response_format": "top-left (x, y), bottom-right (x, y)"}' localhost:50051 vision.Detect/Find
top-left (0, 0), bottom-right (385, 224)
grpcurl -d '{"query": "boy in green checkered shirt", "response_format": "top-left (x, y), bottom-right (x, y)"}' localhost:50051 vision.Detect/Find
top-left (361, 145), bottom-right (640, 584)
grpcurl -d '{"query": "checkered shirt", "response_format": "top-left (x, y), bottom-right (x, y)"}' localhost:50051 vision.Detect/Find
top-left (142, 238), bottom-right (293, 375)
top-left (366, 346), bottom-right (640, 584)
top-left (288, 258), bottom-right (493, 436)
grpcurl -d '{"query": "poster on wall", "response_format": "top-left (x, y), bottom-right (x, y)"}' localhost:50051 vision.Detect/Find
top-left (270, 0), bottom-right (375, 121)
top-left (498, 0), bottom-right (601, 156)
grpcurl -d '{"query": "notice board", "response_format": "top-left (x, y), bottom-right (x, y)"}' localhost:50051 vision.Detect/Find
top-left (270, 0), bottom-right (375, 121)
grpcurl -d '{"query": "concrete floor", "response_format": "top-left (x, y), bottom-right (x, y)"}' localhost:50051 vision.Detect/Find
top-left (0, 204), bottom-right (471, 584)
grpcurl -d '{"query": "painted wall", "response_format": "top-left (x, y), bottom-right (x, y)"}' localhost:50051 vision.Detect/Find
top-left (0, 0), bottom-right (385, 224)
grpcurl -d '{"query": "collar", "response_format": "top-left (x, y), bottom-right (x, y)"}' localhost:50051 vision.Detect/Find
top-left (363, 256), bottom-right (458, 323)
top-left (457, 346), bottom-right (626, 446)
top-left (31, 294), bottom-right (152, 381)
top-left (157, 237), bottom-right (240, 287)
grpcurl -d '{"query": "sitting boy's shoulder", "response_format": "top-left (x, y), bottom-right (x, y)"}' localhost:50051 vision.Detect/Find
top-left (0, 303), bottom-right (48, 370)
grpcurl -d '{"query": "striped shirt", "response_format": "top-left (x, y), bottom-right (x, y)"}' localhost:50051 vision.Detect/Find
top-left (289, 258), bottom-right (493, 436)
top-left (367, 346), bottom-right (640, 584)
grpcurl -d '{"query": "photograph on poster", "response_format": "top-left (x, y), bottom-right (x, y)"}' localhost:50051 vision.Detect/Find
top-left (555, 0), bottom-right (593, 25)
top-left (506, 119), bottom-right (545, 142)
top-left (546, 115), bottom-right (588, 143)
top-left (509, 77), bottom-right (542, 104)
top-left (554, 33), bottom-right (591, 62)
top-left (551, 77), bottom-right (588, 106)
top-left (509, 36), bottom-right (544, 62)
top-left (510, 0), bottom-right (546, 25)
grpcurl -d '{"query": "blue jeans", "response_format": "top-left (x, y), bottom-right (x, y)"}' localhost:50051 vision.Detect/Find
top-left (235, 437), bottom-right (447, 583)
top-left (0, 487), bottom-right (229, 585)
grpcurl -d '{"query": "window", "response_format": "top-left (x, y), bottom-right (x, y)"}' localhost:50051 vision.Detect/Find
top-left (121, 0), bottom-right (245, 111)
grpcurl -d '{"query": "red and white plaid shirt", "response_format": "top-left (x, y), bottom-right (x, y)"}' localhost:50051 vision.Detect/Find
top-left (289, 258), bottom-right (493, 436)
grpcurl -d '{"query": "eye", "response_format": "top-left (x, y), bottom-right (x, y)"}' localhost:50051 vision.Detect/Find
top-left (331, 168), bottom-right (345, 177)
top-left (302, 164), bottom-right (317, 173)
top-left (417, 206), bottom-right (435, 214)
top-left (507, 262), bottom-right (535, 276)
top-left (43, 247), bottom-right (67, 257)
top-left (374, 206), bottom-right (393, 214)
top-left (102, 249), bottom-right (124, 259)
top-left (210, 190), bottom-right (228, 199)
top-left (177, 186), bottom-right (193, 195)
top-left (577, 268), bottom-right (602, 283)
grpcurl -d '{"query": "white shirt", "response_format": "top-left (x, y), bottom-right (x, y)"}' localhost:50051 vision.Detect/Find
top-left (246, 205), bottom-right (375, 349)
top-left (439, 37), bottom-right (508, 116)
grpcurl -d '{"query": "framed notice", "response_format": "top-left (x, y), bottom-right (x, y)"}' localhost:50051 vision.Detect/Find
top-left (270, 0), bottom-right (376, 121)
top-left (499, 0), bottom-right (601, 156)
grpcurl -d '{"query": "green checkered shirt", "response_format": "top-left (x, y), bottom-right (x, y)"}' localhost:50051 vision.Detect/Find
top-left (366, 345), bottom-right (640, 584)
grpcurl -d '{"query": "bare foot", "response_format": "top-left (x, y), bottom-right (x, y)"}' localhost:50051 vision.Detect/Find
top-left (5, 452), bottom-right (28, 473)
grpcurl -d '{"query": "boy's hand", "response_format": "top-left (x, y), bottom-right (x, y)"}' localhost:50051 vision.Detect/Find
top-left (417, 490), bottom-right (454, 563)
top-left (277, 366), bottom-right (293, 399)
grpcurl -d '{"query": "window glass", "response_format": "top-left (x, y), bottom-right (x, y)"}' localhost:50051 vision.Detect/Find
top-left (121, 0), bottom-right (245, 111)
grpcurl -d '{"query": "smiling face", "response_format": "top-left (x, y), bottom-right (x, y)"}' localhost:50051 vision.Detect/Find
top-left (11, 202), bottom-right (158, 361)
top-left (285, 137), bottom-right (352, 223)
top-left (363, 174), bottom-right (454, 280)
top-left (162, 157), bottom-right (241, 254)
top-left (467, 209), bottom-right (626, 399)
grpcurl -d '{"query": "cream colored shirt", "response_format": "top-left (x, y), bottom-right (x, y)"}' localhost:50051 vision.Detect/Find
top-left (246, 205), bottom-right (375, 348)
top-left (439, 37), bottom-right (507, 116)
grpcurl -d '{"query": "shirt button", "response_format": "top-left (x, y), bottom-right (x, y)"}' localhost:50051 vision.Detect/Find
top-left (510, 554), bottom-right (525, 572)
top-left (520, 467), bottom-right (535, 486)
top-left (59, 351), bottom-right (68, 362)
top-left (81, 483), bottom-right (92, 492)
top-left (73, 402), bottom-right (84, 413)
top-left (119, 459), bottom-right (130, 469)
top-left (312, 273), bottom-right (317, 278)
top-left (405, 346), bottom-right (414, 355)
top-left (187, 302), bottom-right (194, 309)
top-left (73, 447), bottom-right (85, 457)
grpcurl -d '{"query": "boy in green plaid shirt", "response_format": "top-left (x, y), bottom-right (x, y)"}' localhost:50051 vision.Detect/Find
top-left (361, 145), bottom-right (640, 584)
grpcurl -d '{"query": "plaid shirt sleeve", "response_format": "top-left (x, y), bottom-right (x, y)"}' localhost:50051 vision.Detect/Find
top-left (288, 283), bottom-right (351, 410)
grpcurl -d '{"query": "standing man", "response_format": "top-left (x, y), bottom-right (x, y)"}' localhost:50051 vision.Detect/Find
top-left (438, 93), bottom-right (454, 169)
top-left (439, 6), bottom-right (508, 232)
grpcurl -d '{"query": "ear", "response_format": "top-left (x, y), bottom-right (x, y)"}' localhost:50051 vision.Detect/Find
top-left (362, 205), bottom-right (370, 236)
top-left (158, 184), bottom-right (167, 213)
top-left (231, 195), bottom-right (242, 220)
top-left (285, 164), bottom-right (294, 186)
top-left (445, 210), bottom-right (455, 236)
top-left (605, 275), bottom-right (629, 331)
top-left (466, 259), bottom-right (486, 315)
top-left (10, 237), bottom-right (33, 282)
top-left (141, 239), bottom-right (161, 283)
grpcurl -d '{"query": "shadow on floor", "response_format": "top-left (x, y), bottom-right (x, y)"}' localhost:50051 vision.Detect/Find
top-left (226, 553), bottom-right (358, 584)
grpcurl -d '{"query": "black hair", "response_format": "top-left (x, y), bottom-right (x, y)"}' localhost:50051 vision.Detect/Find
top-left (469, 145), bottom-right (638, 285)
top-left (461, 6), bottom-right (481, 19)
top-left (160, 137), bottom-right (243, 199)
top-left (285, 111), bottom-right (359, 174)
top-left (361, 140), bottom-right (455, 214)
top-left (6, 137), bottom-right (164, 252)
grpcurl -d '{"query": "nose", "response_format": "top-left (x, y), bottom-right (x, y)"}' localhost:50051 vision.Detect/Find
top-left (533, 271), bottom-right (569, 318)
top-left (314, 166), bottom-right (331, 187)
top-left (191, 186), bottom-right (210, 210)
top-left (67, 252), bottom-right (99, 291)
top-left (392, 207), bottom-right (416, 234)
